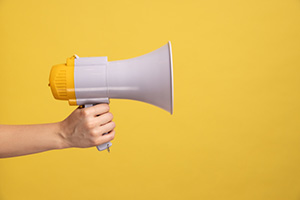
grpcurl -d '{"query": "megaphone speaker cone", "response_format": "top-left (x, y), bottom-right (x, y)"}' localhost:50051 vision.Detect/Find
top-left (107, 41), bottom-right (174, 114)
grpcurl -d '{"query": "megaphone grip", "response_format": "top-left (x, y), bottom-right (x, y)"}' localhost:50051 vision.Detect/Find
top-left (97, 141), bottom-right (112, 151)
top-left (84, 103), bottom-right (112, 152)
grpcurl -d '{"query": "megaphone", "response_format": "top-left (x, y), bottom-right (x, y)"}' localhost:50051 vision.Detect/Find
top-left (49, 41), bottom-right (173, 152)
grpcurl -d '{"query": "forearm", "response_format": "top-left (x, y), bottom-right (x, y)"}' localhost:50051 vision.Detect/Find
top-left (0, 104), bottom-right (115, 158)
top-left (0, 123), bottom-right (67, 158)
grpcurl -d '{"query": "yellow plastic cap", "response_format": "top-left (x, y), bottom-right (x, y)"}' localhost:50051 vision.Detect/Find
top-left (49, 56), bottom-right (77, 105)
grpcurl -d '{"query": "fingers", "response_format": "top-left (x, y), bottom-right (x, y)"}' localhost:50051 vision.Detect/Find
top-left (84, 121), bottom-right (115, 147)
top-left (96, 129), bottom-right (116, 144)
top-left (76, 104), bottom-right (117, 147)
top-left (81, 104), bottom-right (113, 127)
top-left (95, 121), bottom-right (116, 135)
top-left (81, 104), bottom-right (110, 117)
top-left (94, 112), bottom-right (113, 126)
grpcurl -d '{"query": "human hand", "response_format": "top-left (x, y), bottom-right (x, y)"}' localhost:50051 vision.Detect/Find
top-left (59, 104), bottom-right (115, 148)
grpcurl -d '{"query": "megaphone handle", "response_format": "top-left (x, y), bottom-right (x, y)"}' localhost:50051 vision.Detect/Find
top-left (84, 104), bottom-right (112, 152)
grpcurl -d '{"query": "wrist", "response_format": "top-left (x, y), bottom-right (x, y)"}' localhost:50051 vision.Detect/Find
top-left (56, 121), bottom-right (72, 149)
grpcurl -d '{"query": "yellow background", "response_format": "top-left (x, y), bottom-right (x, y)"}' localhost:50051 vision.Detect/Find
top-left (1, 0), bottom-right (300, 199)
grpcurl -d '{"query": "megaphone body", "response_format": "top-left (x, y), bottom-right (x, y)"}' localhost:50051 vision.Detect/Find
top-left (49, 42), bottom-right (173, 152)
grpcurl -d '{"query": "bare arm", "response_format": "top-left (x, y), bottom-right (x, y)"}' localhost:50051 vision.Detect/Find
top-left (0, 104), bottom-right (115, 158)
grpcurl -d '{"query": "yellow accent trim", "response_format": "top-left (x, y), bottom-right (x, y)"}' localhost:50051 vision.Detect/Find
top-left (49, 56), bottom-right (77, 105)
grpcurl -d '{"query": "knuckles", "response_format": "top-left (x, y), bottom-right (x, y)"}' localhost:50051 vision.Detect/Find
top-left (110, 121), bottom-right (116, 129)
top-left (80, 104), bottom-right (110, 118)
top-left (89, 130), bottom-right (116, 146)
top-left (80, 108), bottom-right (91, 118)
top-left (97, 104), bottom-right (110, 114)
top-left (89, 129), bottom-right (99, 137)
top-left (102, 104), bottom-right (110, 112)
top-left (85, 121), bottom-right (96, 129)
top-left (89, 138), bottom-right (99, 146)
top-left (109, 131), bottom-right (115, 140)
top-left (107, 112), bottom-right (114, 121)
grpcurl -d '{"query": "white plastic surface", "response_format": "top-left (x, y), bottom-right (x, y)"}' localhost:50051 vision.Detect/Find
top-left (74, 42), bottom-right (173, 114)
top-left (107, 42), bottom-right (173, 113)
top-left (74, 57), bottom-right (108, 105)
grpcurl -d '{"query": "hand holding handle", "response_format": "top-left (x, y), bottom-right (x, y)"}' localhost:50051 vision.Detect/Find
top-left (84, 103), bottom-right (112, 152)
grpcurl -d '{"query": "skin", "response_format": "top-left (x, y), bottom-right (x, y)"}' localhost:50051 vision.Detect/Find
top-left (0, 104), bottom-right (115, 158)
